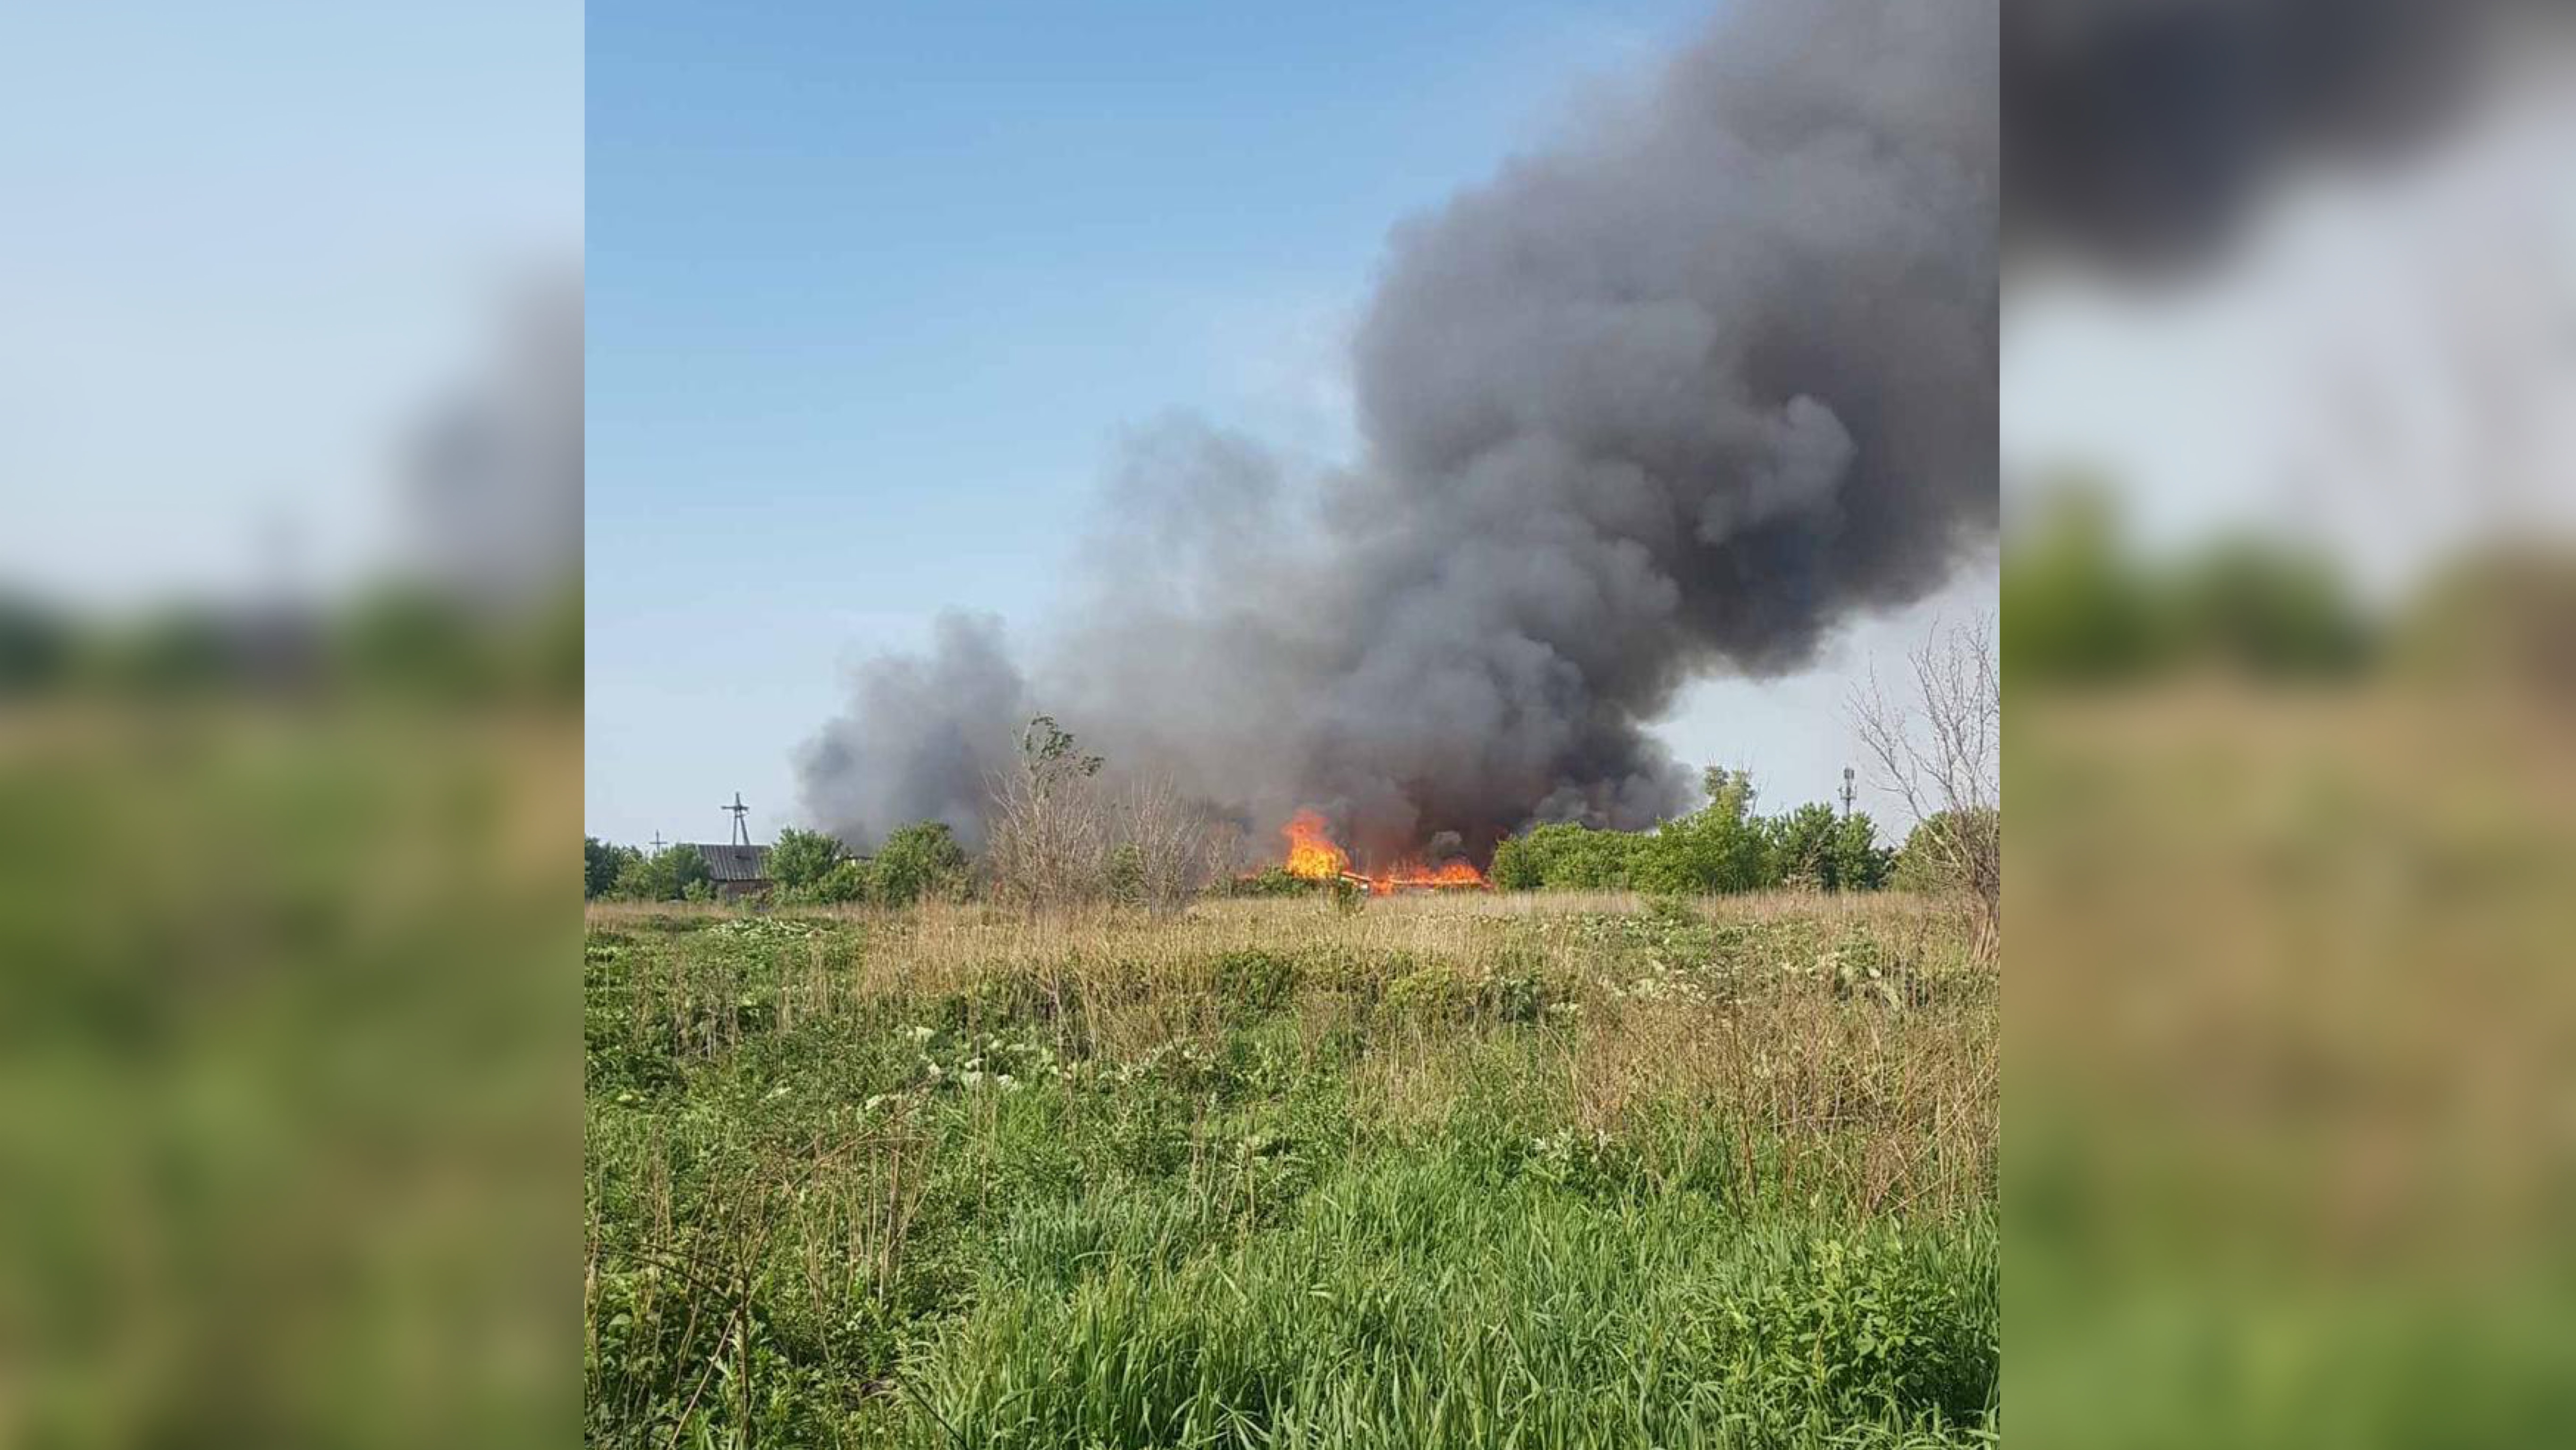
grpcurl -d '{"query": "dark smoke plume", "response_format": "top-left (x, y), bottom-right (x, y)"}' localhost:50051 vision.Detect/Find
top-left (802, 0), bottom-right (1999, 863)
top-left (2006, 0), bottom-right (2546, 267)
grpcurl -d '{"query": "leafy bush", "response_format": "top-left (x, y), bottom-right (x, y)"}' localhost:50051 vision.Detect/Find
top-left (1213, 949), bottom-right (1301, 1014)
top-left (1483, 961), bottom-right (1550, 1024)
top-left (808, 858), bottom-right (873, 904)
top-left (612, 843), bottom-right (710, 901)
top-left (872, 820), bottom-right (969, 905)
top-left (1722, 1233), bottom-right (1997, 1429)
top-left (1632, 768), bottom-right (1765, 894)
top-left (1487, 834), bottom-right (1543, 890)
top-left (1492, 771), bottom-right (1896, 896)
top-left (767, 826), bottom-right (842, 891)
top-left (1382, 960), bottom-right (1466, 1022)
top-left (1766, 804), bottom-right (1894, 892)
top-left (1491, 822), bottom-right (1640, 891)
top-left (1828, 812), bottom-right (1895, 890)
top-left (2003, 481), bottom-right (2375, 683)
top-left (584, 836), bottom-right (639, 899)
top-left (1230, 866), bottom-right (1320, 897)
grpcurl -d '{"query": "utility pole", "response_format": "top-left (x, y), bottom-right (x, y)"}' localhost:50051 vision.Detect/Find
top-left (724, 792), bottom-right (751, 847)
top-left (650, 831), bottom-right (667, 853)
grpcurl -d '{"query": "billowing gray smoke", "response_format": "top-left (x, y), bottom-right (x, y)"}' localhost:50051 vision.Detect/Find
top-left (802, 0), bottom-right (1998, 864)
top-left (2007, 0), bottom-right (2535, 266)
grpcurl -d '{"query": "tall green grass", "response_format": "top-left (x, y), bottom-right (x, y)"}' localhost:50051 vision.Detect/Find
top-left (937, 1156), bottom-right (1993, 1449)
top-left (585, 898), bottom-right (1996, 1447)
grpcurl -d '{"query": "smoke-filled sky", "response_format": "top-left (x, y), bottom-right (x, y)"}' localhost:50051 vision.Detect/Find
top-left (587, 0), bottom-right (1999, 855)
top-left (2005, 0), bottom-right (2576, 589)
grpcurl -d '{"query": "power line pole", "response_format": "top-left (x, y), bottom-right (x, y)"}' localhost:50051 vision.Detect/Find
top-left (724, 792), bottom-right (751, 847)
top-left (650, 830), bottom-right (667, 853)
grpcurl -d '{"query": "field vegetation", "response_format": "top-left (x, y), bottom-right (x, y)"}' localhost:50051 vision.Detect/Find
top-left (585, 888), bottom-right (1998, 1447)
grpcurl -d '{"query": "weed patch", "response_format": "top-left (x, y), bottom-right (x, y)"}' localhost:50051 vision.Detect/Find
top-left (585, 892), bottom-right (1995, 1447)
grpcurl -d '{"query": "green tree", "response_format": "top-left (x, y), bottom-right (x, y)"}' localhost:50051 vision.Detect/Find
top-left (1499, 822), bottom-right (1639, 890)
top-left (0, 592), bottom-right (73, 695)
top-left (872, 821), bottom-right (969, 906)
top-left (2172, 535), bottom-right (2373, 678)
top-left (609, 856), bottom-right (653, 901)
top-left (109, 608), bottom-right (231, 696)
top-left (584, 836), bottom-right (639, 900)
top-left (1764, 802), bottom-right (1841, 889)
top-left (768, 826), bottom-right (843, 892)
top-left (1556, 830), bottom-right (1641, 888)
top-left (1488, 833), bottom-right (1545, 890)
top-left (2000, 482), bottom-right (2165, 683)
top-left (664, 844), bottom-right (712, 899)
top-left (1632, 768), bottom-right (1769, 894)
top-left (811, 858), bottom-right (875, 904)
top-left (614, 843), bottom-right (711, 902)
top-left (337, 586), bottom-right (498, 700)
top-left (1499, 771), bottom-right (1887, 895)
top-left (1827, 813), bottom-right (1893, 891)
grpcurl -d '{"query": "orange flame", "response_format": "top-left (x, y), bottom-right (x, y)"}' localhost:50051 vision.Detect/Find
top-left (1273, 808), bottom-right (1488, 894)
top-left (1379, 859), bottom-right (1489, 890)
top-left (1281, 808), bottom-right (1352, 882)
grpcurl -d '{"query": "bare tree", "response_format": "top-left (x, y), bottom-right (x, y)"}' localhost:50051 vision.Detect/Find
top-left (1112, 774), bottom-right (1229, 915)
top-left (1851, 615), bottom-right (2001, 935)
top-left (984, 716), bottom-right (1108, 909)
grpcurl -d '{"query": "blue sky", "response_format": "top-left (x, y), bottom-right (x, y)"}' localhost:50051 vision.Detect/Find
top-left (586, 0), bottom-right (1989, 848)
top-left (0, 1), bottom-right (582, 604)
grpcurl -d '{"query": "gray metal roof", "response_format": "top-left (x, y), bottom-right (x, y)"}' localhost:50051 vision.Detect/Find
top-left (684, 843), bottom-right (771, 882)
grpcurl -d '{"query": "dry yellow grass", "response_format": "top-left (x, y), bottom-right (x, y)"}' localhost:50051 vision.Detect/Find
top-left (588, 887), bottom-right (1996, 1217)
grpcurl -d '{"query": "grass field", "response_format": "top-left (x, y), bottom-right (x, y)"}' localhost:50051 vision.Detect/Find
top-left (583, 890), bottom-right (1998, 1448)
